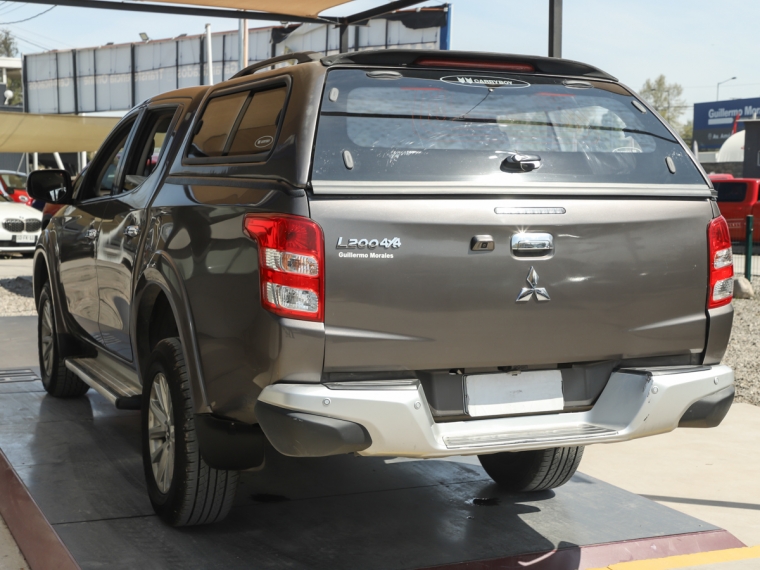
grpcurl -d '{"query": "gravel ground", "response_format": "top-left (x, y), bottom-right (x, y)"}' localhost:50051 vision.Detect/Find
top-left (0, 276), bottom-right (35, 316)
top-left (721, 291), bottom-right (760, 406)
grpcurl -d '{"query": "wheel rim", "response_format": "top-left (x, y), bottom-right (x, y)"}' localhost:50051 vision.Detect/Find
top-left (148, 372), bottom-right (175, 494)
top-left (40, 299), bottom-right (54, 378)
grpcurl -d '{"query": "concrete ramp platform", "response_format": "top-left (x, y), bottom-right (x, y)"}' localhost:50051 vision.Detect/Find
top-left (0, 377), bottom-right (742, 570)
top-left (0, 316), bottom-right (744, 570)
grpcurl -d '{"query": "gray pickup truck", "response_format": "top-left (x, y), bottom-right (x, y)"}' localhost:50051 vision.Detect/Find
top-left (28, 49), bottom-right (735, 527)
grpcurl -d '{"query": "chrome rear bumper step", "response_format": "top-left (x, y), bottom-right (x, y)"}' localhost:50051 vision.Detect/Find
top-left (443, 424), bottom-right (617, 449)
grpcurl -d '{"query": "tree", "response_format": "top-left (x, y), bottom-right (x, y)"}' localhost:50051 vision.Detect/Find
top-left (0, 29), bottom-right (22, 106)
top-left (679, 120), bottom-right (693, 147)
top-left (640, 75), bottom-right (687, 128)
top-left (0, 29), bottom-right (17, 57)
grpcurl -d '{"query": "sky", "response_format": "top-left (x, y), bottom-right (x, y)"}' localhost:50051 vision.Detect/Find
top-left (1, 0), bottom-right (758, 123)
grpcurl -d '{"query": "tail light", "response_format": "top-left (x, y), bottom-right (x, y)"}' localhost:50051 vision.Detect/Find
top-left (244, 214), bottom-right (324, 322)
top-left (708, 216), bottom-right (733, 309)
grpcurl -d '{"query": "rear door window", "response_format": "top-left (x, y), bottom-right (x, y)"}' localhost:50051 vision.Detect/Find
top-left (313, 69), bottom-right (706, 187)
top-left (714, 182), bottom-right (747, 202)
top-left (187, 83), bottom-right (288, 161)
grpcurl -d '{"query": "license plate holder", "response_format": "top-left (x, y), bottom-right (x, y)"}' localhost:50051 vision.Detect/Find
top-left (15, 234), bottom-right (35, 244)
top-left (465, 370), bottom-right (564, 417)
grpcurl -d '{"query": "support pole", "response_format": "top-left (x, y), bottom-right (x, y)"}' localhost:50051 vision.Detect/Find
top-left (32, 153), bottom-right (38, 171)
top-left (243, 20), bottom-right (249, 68)
top-left (80, 151), bottom-right (88, 170)
top-left (339, 23), bottom-right (349, 53)
top-left (548, 0), bottom-right (562, 58)
top-left (746, 215), bottom-right (754, 280)
top-left (205, 23), bottom-right (214, 86)
top-left (53, 153), bottom-right (65, 170)
top-left (238, 19), bottom-right (247, 72)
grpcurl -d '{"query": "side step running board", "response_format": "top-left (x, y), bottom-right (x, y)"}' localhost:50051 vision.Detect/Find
top-left (65, 357), bottom-right (142, 408)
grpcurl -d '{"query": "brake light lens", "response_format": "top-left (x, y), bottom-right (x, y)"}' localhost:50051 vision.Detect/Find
top-left (414, 57), bottom-right (535, 73)
top-left (244, 214), bottom-right (324, 321)
top-left (708, 216), bottom-right (733, 309)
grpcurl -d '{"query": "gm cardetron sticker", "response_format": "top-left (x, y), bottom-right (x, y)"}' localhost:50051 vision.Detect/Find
top-left (255, 135), bottom-right (274, 148)
top-left (441, 75), bottom-right (530, 88)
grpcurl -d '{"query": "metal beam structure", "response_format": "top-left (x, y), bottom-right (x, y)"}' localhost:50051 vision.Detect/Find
top-left (548, 0), bottom-right (562, 58)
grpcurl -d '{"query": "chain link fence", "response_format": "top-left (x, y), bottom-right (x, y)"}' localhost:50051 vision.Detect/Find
top-left (732, 251), bottom-right (760, 278)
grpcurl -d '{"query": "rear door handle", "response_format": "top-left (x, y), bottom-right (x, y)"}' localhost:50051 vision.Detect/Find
top-left (124, 225), bottom-right (140, 238)
top-left (85, 228), bottom-right (98, 240)
top-left (511, 232), bottom-right (553, 254)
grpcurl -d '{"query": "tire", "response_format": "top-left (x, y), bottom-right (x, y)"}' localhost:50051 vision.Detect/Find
top-left (37, 282), bottom-right (89, 398)
top-left (141, 338), bottom-right (239, 526)
top-left (478, 446), bottom-right (584, 492)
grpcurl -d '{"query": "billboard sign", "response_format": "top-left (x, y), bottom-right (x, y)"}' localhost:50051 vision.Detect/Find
top-left (693, 96), bottom-right (760, 151)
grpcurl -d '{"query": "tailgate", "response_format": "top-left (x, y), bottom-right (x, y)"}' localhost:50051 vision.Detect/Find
top-left (312, 197), bottom-right (711, 372)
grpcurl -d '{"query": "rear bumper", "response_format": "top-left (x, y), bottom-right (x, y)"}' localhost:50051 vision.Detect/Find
top-left (257, 365), bottom-right (734, 458)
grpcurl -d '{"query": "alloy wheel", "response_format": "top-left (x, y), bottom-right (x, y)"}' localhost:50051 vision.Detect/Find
top-left (147, 372), bottom-right (175, 494)
top-left (40, 299), bottom-right (54, 378)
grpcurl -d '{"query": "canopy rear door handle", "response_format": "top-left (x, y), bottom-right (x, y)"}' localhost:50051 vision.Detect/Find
top-left (511, 233), bottom-right (553, 255)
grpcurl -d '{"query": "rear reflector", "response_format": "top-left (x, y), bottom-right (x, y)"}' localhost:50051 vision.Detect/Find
top-left (244, 214), bottom-right (324, 322)
top-left (414, 57), bottom-right (535, 73)
top-left (707, 216), bottom-right (733, 309)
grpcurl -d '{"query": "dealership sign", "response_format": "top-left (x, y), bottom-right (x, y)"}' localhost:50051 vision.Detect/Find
top-left (693, 96), bottom-right (760, 151)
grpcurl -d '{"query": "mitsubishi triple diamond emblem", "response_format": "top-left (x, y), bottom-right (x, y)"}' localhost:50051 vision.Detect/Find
top-left (516, 266), bottom-right (550, 302)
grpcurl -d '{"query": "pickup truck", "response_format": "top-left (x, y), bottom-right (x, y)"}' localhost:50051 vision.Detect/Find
top-left (27, 49), bottom-right (735, 527)
top-left (710, 174), bottom-right (760, 241)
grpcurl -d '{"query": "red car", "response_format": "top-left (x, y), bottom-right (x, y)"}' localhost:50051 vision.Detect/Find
top-left (710, 174), bottom-right (760, 242)
top-left (0, 171), bottom-right (32, 206)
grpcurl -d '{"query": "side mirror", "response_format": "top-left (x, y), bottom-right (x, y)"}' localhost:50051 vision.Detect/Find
top-left (27, 170), bottom-right (74, 204)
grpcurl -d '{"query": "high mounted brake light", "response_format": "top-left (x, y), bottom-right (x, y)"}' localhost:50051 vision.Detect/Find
top-left (244, 214), bottom-right (325, 322)
top-left (707, 216), bottom-right (733, 309)
top-left (414, 57), bottom-right (535, 73)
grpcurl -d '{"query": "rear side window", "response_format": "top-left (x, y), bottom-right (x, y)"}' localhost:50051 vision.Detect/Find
top-left (313, 69), bottom-right (706, 187)
top-left (187, 83), bottom-right (288, 161)
top-left (714, 182), bottom-right (747, 202)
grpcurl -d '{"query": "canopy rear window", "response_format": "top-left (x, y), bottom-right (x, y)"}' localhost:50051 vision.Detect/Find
top-left (313, 69), bottom-right (705, 186)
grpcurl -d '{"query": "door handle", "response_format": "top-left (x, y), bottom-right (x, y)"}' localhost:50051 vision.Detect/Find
top-left (85, 228), bottom-right (98, 240)
top-left (511, 232), bottom-right (553, 254)
top-left (124, 225), bottom-right (140, 238)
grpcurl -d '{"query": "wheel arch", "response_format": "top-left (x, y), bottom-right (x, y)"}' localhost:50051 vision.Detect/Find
top-left (32, 247), bottom-right (49, 308)
top-left (132, 251), bottom-right (211, 414)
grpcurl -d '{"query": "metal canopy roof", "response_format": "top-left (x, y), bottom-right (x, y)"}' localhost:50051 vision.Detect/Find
top-left (0, 113), bottom-right (119, 153)
top-left (149, 0), bottom-right (350, 19)
top-left (21, 0), bottom-right (427, 24)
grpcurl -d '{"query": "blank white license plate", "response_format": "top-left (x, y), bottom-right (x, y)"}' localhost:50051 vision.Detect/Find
top-left (15, 234), bottom-right (36, 243)
top-left (465, 370), bottom-right (564, 417)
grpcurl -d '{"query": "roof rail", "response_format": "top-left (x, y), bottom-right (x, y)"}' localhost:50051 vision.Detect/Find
top-left (321, 49), bottom-right (618, 82)
top-left (231, 51), bottom-right (321, 79)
